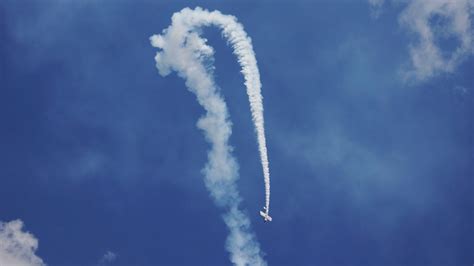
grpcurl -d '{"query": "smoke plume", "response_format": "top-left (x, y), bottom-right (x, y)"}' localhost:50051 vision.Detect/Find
top-left (150, 7), bottom-right (270, 265)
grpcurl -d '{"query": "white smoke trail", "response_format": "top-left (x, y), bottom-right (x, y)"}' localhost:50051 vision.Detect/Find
top-left (150, 7), bottom-right (270, 265)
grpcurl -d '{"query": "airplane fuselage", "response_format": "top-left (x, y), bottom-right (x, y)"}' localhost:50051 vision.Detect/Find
top-left (259, 209), bottom-right (272, 222)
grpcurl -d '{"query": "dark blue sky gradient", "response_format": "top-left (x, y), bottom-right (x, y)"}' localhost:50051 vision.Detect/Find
top-left (0, 1), bottom-right (473, 265)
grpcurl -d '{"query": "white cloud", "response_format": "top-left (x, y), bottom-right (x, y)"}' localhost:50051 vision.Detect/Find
top-left (368, 0), bottom-right (385, 18)
top-left (369, 0), bottom-right (474, 81)
top-left (0, 220), bottom-right (45, 266)
top-left (399, 0), bottom-right (474, 81)
top-left (98, 251), bottom-right (117, 266)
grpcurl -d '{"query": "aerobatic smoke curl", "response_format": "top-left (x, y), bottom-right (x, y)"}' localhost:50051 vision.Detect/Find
top-left (150, 7), bottom-right (271, 265)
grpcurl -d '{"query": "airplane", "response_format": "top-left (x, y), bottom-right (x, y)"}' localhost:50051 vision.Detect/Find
top-left (259, 207), bottom-right (272, 222)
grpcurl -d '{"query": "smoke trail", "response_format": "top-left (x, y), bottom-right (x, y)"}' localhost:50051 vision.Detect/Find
top-left (150, 7), bottom-right (270, 265)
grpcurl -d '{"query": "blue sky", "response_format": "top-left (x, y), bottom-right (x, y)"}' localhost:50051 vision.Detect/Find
top-left (0, 0), bottom-right (473, 265)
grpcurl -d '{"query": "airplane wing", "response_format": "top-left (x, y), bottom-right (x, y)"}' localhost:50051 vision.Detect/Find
top-left (259, 210), bottom-right (272, 222)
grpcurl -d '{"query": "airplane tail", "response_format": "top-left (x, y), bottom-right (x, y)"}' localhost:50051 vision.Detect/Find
top-left (265, 214), bottom-right (272, 222)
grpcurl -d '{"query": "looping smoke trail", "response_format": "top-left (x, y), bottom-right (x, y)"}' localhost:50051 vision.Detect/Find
top-left (150, 7), bottom-right (270, 265)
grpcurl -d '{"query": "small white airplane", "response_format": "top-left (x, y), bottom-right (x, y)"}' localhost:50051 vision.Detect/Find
top-left (259, 207), bottom-right (272, 222)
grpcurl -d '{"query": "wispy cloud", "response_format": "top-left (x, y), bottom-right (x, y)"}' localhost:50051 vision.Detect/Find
top-left (98, 251), bottom-right (117, 266)
top-left (368, 0), bottom-right (385, 18)
top-left (0, 220), bottom-right (45, 266)
top-left (369, 0), bottom-right (474, 81)
top-left (400, 0), bottom-right (474, 81)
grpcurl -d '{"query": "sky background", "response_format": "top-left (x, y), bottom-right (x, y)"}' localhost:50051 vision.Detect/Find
top-left (0, 0), bottom-right (473, 265)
